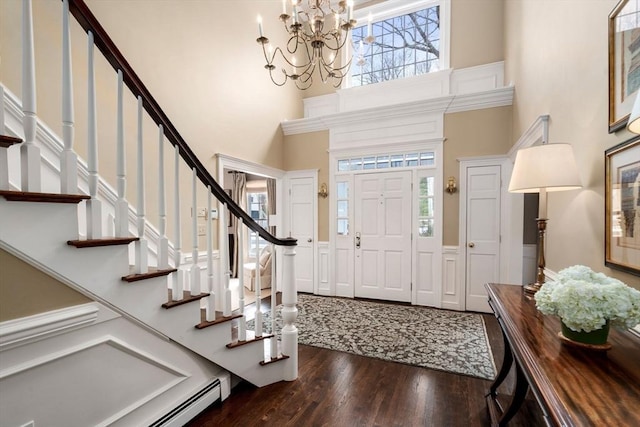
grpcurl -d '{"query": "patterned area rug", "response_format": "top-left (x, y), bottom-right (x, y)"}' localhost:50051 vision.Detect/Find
top-left (248, 294), bottom-right (496, 380)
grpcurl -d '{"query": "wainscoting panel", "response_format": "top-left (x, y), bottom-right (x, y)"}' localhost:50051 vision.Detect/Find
top-left (415, 251), bottom-right (437, 307)
top-left (317, 242), bottom-right (330, 295)
top-left (441, 246), bottom-right (462, 311)
top-left (0, 303), bottom-right (225, 427)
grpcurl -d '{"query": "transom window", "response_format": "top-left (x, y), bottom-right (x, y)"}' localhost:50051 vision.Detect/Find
top-left (337, 151), bottom-right (434, 172)
top-left (350, 2), bottom-right (441, 87)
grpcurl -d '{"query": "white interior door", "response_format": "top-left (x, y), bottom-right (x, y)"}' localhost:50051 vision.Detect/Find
top-left (354, 171), bottom-right (412, 302)
top-left (465, 165), bottom-right (501, 312)
top-left (288, 175), bottom-right (315, 293)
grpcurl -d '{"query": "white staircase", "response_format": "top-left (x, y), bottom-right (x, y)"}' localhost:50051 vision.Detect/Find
top-left (0, 0), bottom-right (298, 393)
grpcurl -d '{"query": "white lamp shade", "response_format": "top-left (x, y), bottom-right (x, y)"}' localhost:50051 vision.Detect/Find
top-left (508, 143), bottom-right (582, 193)
top-left (628, 91), bottom-right (640, 134)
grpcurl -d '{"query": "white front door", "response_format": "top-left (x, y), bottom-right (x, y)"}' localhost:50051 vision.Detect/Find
top-left (288, 175), bottom-right (315, 293)
top-left (465, 165), bottom-right (501, 312)
top-left (354, 171), bottom-right (412, 302)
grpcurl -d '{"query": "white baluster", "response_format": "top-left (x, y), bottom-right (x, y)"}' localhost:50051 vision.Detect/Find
top-left (85, 31), bottom-right (102, 239)
top-left (206, 187), bottom-right (216, 322)
top-left (171, 145), bottom-right (184, 301)
top-left (255, 244), bottom-right (262, 337)
top-left (114, 70), bottom-right (128, 237)
top-left (270, 243), bottom-right (277, 356)
top-left (0, 85), bottom-right (5, 135)
top-left (20, 0), bottom-right (41, 192)
top-left (190, 167), bottom-right (201, 295)
top-left (220, 202), bottom-right (232, 317)
top-left (282, 243), bottom-right (298, 380)
top-left (134, 96), bottom-right (148, 273)
top-left (157, 125), bottom-right (169, 269)
top-left (0, 86), bottom-right (9, 191)
top-left (60, 0), bottom-right (77, 194)
top-left (238, 218), bottom-right (246, 340)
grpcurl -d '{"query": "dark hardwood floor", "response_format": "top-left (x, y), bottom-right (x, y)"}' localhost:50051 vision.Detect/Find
top-left (187, 295), bottom-right (544, 427)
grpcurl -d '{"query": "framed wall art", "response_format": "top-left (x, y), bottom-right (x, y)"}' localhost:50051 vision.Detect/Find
top-left (609, 0), bottom-right (640, 133)
top-left (605, 135), bottom-right (640, 275)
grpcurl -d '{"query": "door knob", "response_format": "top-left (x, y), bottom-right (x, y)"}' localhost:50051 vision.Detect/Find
top-left (307, 238), bottom-right (313, 243)
top-left (355, 232), bottom-right (361, 249)
top-left (468, 242), bottom-right (475, 248)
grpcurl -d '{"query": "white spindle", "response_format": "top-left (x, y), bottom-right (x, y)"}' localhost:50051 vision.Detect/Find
top-left (20, 0), bottom-right (41, 192)
top-left (171, 145), bottom-right (184, 300)
top-left (220, 202), bottom-right (232, 317)
top-left (114, 70), bottom-right (128, 237)
top-left (238, 219), bottom-right (246, 341)
top-left (270, 243), bottom-right (277, 356)
top-left (206, 187), bottom-right (215, 322)
top-left (282, 244), bottom-right (298, 380)
top-left (157, 125), bottom-right (169, 269)
top-left (255, 245), bottom-right (262, 337)
top-left (60, 0), bottom-right (77, 194)
top-left (0, 85), bottom-right (5, 135)
top-left (190, 167), bottom-right (201, 295)
top-left (134, 96), bottom-right (148, 273)
top-left (0, 86), bottom-right (9, 191)
top-left (85, 31), bottom-right (102, 239)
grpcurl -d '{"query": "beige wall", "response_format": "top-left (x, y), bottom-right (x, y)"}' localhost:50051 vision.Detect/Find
top-left (0, 249), bottom-right (91, 322)
top-left (283, 131), bottom-right (330, 241)
top-left (450, 0), bottom-right (504, 69)
top-left (443, 106), bottom-right (513, 245)
top-left (504, 0), bottom-right (639, 288)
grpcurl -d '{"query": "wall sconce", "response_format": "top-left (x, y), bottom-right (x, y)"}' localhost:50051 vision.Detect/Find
top-left (318, 182), bottom-right (328, 198)
top-left (445, 176), bottom-right (457, 194)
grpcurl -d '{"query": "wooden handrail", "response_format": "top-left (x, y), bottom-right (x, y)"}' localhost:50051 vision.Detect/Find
top-left (67, 0), bottom-right (296, 247)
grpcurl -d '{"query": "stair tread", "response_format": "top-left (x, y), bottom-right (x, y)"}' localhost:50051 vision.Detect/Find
top-left (196, 313), bottom-right (243, 330)
top-left (122, 266), bottom-right (177, 282)
top-left (0, 190), bottom-right (90, 204)
top-left (259, 354), bottom-right (290, 366)
top-left (162, 291), bottom-right (210, 309)
top-left (67, 236), bottom-right (139, 248)
top-left (226, 332), bottom-right (274, 348)
top-left (0, 135), bottom-right (23, 148)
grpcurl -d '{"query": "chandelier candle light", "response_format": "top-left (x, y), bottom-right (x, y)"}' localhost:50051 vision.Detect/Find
top-left (257, 0), bottom-right (365, 89)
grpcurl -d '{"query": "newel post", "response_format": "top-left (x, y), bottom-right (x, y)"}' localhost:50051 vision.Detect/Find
top-left (281, 240), bottom-right (298, 381)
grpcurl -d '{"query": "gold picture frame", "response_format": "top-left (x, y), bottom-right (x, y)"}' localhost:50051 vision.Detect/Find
top-left (609, 0), bottom-right (640, 133)
top-left (605, 135), bottom-right (640, 275)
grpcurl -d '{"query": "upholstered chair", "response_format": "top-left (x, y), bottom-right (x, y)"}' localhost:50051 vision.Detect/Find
top-left (243, 245), bottom-right (272, 291)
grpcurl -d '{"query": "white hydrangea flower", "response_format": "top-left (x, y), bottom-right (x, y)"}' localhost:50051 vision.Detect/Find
top-left (534, 265), bottom-right (640, 333)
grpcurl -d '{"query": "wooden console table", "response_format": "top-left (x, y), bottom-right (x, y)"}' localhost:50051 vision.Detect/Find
top-left (485, 283), bottom-right (640, 426)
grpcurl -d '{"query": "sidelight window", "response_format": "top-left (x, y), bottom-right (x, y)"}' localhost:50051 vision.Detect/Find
top-left (418, 176), bottom-right (435, 237)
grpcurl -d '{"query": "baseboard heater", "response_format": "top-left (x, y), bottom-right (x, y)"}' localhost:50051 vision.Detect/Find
top-left (149, 378), bottom-right (221, 427)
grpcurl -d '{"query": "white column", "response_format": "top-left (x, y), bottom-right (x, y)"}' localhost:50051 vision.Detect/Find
top-left (281, 244), bottom-right (298, 380)
top-left (171, 145), bottom-right (184, 300)
top-left (114, 70), bottom-right (129, 237)
top-left (20, 0), bottom-right (41, 192)
top-left (60, 0), bottom-right (77, 194)
top-left (85, 31), bottom-right (102, 239)
top-left (190, 167), bottom-right (201, 295)
top-left (238, 219), bottom-right (246, 340)
top-left (206, 187), bottom-right (216, 321)
top-left (134, 96), bottom-right (148, 273)
top-left (157, 125), bottom-right (169, 269)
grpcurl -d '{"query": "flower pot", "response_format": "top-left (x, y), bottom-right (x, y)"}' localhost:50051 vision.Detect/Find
top-left (560, 320), bottom-right (610, 346)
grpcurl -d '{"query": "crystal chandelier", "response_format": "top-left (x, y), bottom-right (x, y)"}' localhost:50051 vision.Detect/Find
top-left (257, 0), bottom-right (358, 90)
